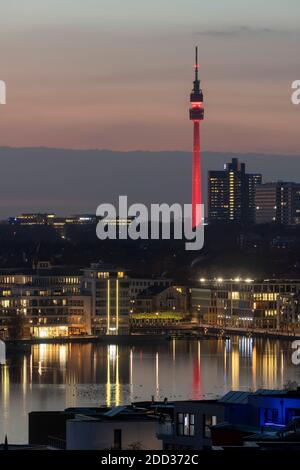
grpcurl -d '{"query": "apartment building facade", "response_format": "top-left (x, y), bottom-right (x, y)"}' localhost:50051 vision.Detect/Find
top-left (81, 262), bottom-right (130, 335)
top-left (190, 279), bottom-right (300, 329)
top-left (255, 182), bottom-right (300, 225)
top-left (208, 158), bottom-right (262, 224)
top-left (0, 262), bottom-right (91, 339)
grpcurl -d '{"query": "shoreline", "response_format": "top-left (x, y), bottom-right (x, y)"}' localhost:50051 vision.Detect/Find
top-left (3, 326), bottom-right (300, 347)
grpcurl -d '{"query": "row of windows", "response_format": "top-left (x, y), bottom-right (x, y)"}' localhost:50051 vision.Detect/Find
top-left (0, 299), bottom-right (84, 307)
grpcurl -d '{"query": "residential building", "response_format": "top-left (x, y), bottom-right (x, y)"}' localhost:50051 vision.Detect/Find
top-left (27, 389), bottom-right (300, 451)
top-left (211, 389), bottom-right (300, 447)
top-left (158, 389), bottom-right (300, 450)
top-left (255, 182), bottom-right (300, 225)
top-left (208, 158), bottom-right (262, 224)
top-left (29, 405), bottom-right (163, 450)
top-left (66, 411), bottom-right (161, 450)
top-left (0, 261), bottom-right (173, 339)
top-left (0, 262), bottom-right (91, 339)
top-left (81, 261), bottom-right (130, 335)
top-left (129, 278), bottom-right (172, 300)
top-left (133, 285), bottom-right (188, 314)
top-left (191, 278), bottom-right (300, 329)
top-left (157, 400), bottom-right (224, 450)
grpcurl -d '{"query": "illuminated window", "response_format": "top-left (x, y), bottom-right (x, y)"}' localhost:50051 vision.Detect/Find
top-left (203, 415), bottom-right (217, 438)
top-left (177, 413), bottom-right (195, 436)
top-left (98, 272), bottom-right (109, 279)
top-left (231, 292), bottom-right (240, 300)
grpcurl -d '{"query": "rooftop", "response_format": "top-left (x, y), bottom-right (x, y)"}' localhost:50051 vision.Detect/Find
top-left (137, 285), bottom-right (170, 298)
top-left (218, 389), bottom-right (300, 405)
top-left (84, 260), bottom-right (126, 273)
top-left (65, 404), bottom-right (161, 423)
top-left (0, 265), bottom-right (82, 277)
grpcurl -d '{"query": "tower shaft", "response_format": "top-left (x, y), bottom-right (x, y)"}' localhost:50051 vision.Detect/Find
top-left (192, 121), bottom-right (201, 227)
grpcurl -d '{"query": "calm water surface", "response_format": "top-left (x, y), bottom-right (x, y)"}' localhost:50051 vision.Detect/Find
top-left (0, 337), bottom-right (299, 443)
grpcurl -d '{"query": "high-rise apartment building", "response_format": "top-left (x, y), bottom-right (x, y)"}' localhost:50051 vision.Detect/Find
top-left (255, 182), bottom-right (300, 225)
top-left (208, 158), bottom-right (262, 224)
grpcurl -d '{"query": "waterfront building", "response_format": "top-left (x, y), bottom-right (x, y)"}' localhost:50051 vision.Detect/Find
top-left (129, 278), bottom-right (172, 300)
top-left (0, 261), bottom-right (91, 339)
top-left (191, 278), bottom-right (300, 329)
top-left (0, 260), bottom-right (172, 339)
top-left (129, 312), bottom-right (184, 330)
top-left (1, 259), bottom-right (300, 339)
top-left (133, 285), bottom-right (188, 314)
top-left (81, 261), bottom-right (130, 335)
top-left (129, 285), bottom-right (188, 331)
top-left (276, 292), bottom-right (300, 330)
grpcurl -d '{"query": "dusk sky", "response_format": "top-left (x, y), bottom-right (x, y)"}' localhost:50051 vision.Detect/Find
top-left (1, 0), bottom-right (300, 154)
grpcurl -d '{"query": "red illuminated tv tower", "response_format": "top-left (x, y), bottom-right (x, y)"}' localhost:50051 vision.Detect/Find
top-left (189, 46), bottom-right (204, 228)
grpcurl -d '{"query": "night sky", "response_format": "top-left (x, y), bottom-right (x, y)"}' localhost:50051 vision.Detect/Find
top-left (0, 0), bottom-right (299, 153)
top-left (0, 1), bottom-right (299, 214)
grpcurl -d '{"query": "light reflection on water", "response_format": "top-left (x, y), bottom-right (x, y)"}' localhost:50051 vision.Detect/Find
top-left (0, 337), bottom-right (299, 443)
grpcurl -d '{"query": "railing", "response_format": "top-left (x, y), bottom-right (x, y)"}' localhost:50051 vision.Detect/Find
top-left (48, 436), bottom-right (66, 450)
top-left (196, 322), bottom-right (300, 340)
